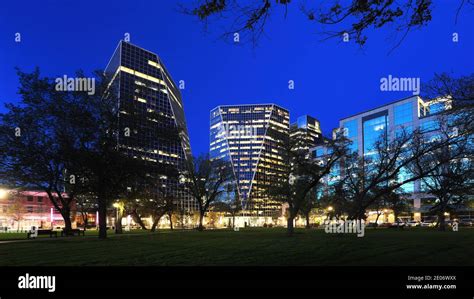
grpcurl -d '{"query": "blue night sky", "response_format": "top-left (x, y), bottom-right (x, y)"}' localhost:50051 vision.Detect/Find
top-left (1, 1), bottom-right (473, 156)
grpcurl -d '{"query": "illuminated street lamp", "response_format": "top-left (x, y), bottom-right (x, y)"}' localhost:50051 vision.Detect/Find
top-left (0, 188), bottom-right (8, 200)
top-left (326, 206), bottom-right (334, 220)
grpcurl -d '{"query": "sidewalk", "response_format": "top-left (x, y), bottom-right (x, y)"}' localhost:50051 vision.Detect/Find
top-left (0, 230), bottom-right (156, 244)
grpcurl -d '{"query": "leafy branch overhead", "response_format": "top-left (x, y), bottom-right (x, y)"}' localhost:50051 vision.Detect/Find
top-left (183, 0), bottom-right (472, 49)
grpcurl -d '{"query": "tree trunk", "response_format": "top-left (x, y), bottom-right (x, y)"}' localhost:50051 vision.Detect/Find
top-left (150, 217), bottom-right (159, 232)
top-left (358, 210), bottom-right (366, 221)
top-left (131, 211), bottom-right (147, 230)
top-left (232, 214), bottom-right (235, 229)
top-left (198, 210), bottom-right (205, 231)
top-left (168, 213), bottom-right (173, 230)
top-left (438, 211), bottom-right (446, 231)
top-left (374, 212), bottom-right (381, 229)
top-left (287, 217), bottom-right (294, 236)
top-left (305, 211), bottom-right (310, 229)
top-left (81, 212), bottom-right (88, 231)
top-left (63, 214), bottom-right (73, 233)
top-left (61, 209), bottom-right (73, 233)
top-left (115, 212), bottom-right (123, 234)
top-left (98, 196), bottom-right (107, 239)
top-left (150, 212), bottom-right (166, 232)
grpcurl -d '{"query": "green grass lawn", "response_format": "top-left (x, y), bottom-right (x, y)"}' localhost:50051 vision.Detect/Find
top-left (0, 228), bottom-right (472, 266)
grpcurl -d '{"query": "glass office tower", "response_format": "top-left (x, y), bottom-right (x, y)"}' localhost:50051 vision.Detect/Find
top-left (290, 115), bottom-right (324, 151)
top-left (312, 95), bottom-right (456, 220)
top-left (210, 104), bottom-right (290, 219)
top-left (105, 41), bottom-right (193, 210)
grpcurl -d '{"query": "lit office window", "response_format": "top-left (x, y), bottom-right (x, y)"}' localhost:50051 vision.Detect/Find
top-left (428, 102), bottom-right (446, 115)
top-left (363, 114), bottom-right (388, 154)
top-left (349, 140), bottom-right (358, 153)
top-left (398, 167), bottom-right (414, 193)
top-left (342, 119), bottom-right (358, 138)
top-left (394, 102), bottom-right (413, 125)
top-left (314, 148), bottom-right (325, 157)
top-left (395, 125), bottom-right (412, 139)
top-left (420, 120), bottom-right (440, 133)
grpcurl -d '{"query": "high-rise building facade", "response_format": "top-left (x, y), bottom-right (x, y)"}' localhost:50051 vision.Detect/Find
top-left (312, 95), bottom-right (460, 219)
top-left (105, 41), bottom-right (193, 210)
top-left (290, 115), bottom-right (324, 151)
top-left (210, 104), bottom-right (290, 218)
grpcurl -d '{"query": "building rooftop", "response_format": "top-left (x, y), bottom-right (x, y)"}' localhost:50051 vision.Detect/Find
top-left (340, 95), bottom-right (421, 121)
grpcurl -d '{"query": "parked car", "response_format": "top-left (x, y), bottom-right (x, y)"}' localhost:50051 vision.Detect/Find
top-left (445, 220), bottom-right (455, 227)
top-left (420, 220), bottom-right (435, 227)
top-left (458, 219), bottom-right (473, 227)
top-left (406, 220), bottom-right (420, 227)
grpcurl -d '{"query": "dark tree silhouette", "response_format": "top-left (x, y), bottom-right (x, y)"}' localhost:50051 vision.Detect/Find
top-left (265, 132), bottom-right (349, 236)
top-left (0, 68), bottom-right (89, 233)
top-left (0, 68), bottom-right (182, 239)
top-left (184, 154), bottom-right (233, 230)
top-left (412, 114), bottom-right (473, 231)
top-left (214, 183), bottom-right (242, 229)
top-left (182, 0), bottom-right (472, 49)
top-left (298, 190), bottom-right (318, 229)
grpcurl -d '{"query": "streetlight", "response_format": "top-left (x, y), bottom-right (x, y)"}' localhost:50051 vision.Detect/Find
top-left (0, 188), bottom-right (8, 200)
top-left (326, 206), bottom-right (334, 221)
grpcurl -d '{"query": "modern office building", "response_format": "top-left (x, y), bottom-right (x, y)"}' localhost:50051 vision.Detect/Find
top-left (210, 104), bottom-right (290, 220)
top-left (290, 115), bottom-right (324, 151)
top-left (311, 95), bottom-right (470, 221)
top-left (105, 41), bottom-right (193, 210)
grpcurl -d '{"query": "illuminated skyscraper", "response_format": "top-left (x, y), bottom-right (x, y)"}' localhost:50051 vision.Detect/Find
top-left (105, 41), bottom-right (193, 210)
top-left (210, 104), bottom-right (289, 218)
top-left (290, 115), bottom-right (323, 151)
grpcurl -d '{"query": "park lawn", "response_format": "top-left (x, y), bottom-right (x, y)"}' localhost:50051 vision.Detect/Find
top-left (0, 228), bottom-right (472, 266)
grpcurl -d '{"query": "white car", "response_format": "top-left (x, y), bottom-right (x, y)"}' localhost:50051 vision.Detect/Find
top-left (420, 221), bottom-right (435, 227)
top-left (407, 220), bottom-right (420, 227)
